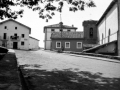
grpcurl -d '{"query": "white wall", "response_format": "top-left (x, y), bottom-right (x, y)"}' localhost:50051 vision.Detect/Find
top-left (29, 37), bottom-right (39, 50)
top-left (0, 20), bottom-right (30, 50)
top-left (98, 3), bottom-right (118, 44)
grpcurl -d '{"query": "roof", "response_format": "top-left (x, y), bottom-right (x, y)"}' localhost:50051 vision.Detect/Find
top-left (44, 22), bottom-right (77, 33)
top-left (51, 31), bottom-right (84, 39)
top-left (0, 19), bottom-right (31, 34)
top-left (96, 0), bottom-right (117, 26)
top-left (29, 36), bottom-right (40, 41)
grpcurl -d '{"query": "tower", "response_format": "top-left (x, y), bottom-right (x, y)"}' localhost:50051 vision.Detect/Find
top-left (82, 20), bottom-right (98, 49)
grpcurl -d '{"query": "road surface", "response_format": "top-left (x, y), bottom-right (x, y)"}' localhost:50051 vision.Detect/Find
top-left (15, 50), bottom-right (120, 90)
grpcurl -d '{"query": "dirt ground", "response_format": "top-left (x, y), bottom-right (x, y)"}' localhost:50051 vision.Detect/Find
top-left (20, 64), bottom-right (120, 90)
top-left (0, 53), bottom-right (21, 90)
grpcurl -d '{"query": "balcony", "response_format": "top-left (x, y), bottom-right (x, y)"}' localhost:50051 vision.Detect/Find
top-left (10, 36), bottom-right (20, 41)
top-left (0, 36), bottom-right (9, 41)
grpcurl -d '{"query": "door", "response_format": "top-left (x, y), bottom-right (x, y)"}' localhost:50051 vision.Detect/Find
top-left (13, 42), bottom-right (18, 49)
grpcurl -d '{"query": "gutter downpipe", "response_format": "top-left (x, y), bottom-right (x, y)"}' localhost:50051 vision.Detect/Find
top-left (117, 0), bottom-right (120, 56)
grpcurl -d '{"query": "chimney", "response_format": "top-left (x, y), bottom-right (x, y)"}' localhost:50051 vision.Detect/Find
top-left (72, 24), bottom-right (74, 27)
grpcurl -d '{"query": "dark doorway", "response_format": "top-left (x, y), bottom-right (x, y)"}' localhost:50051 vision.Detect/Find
top-left (13, 42), bottom-right (18, 49)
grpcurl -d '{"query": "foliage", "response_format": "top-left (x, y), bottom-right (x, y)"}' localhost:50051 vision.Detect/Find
top-left (0, 0), bottom-right (96, 21)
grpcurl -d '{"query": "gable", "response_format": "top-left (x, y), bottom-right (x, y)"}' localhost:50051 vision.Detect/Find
top-left (0, 19), bottom-right (31, 34)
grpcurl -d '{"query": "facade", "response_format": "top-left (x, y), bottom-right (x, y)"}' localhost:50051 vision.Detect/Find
top-left (96, 0), bottom-right (120, 55)
top-left (51, 32), bottom-right (84, 52)
top-left (82, 20), bottom-right (98, 49)
top-left (44, 22), bottom-right (77, 50)
top-left (0, 19), bottom-right (31, 50)
top-left (29, 36), bottom-right (40, 50)
top-left (97, 0), bottom-right (118, 45)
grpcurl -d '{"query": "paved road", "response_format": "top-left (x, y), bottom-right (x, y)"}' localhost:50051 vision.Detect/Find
top-left (15, 50), bottom-right (120, 90)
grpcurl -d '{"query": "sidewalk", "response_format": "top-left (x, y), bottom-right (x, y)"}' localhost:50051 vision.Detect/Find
top-left (44, 49), bottom-right (120, 63)
top-left (0, 50), bottom-right (22, 90)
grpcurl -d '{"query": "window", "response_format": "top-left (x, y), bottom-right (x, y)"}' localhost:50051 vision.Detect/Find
top-left (15, 27), bottom-right (17, 30)
top-left (89, 28), bottom-right (93, 38)
top-left (67, 30), bottom-right (70, 32)
top-left (108, 29), bottom-right (111, 43)
top-left (102, 33), bottom-right (104, 44)
top-left (60, 29), bottom-right (63, 32)
top-left (77, 42), bottom-right (82, 48)
top-left (21, 42), bottom-right (24, 45)
top-left (3, 33), bottom-right (7, 39)
top-left (21, 34), bottom-right (25, 38)
top-left (4, 26), bottom-right (7, 29)
top-left (56, 42), bottom-right (61, 48)
top-left (65, 42), bottom-right (70, 48)
top-left (51, 29), bottom-right (55, 32)
top-left (14, 33), bottom-right (17, 36)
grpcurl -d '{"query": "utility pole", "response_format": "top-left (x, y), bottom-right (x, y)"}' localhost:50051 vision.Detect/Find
top-left (60, 12), bottom-right (64, 52)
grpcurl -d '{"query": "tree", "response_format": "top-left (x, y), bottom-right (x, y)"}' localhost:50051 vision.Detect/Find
top-left (0, 0), bottom-right (96, 21)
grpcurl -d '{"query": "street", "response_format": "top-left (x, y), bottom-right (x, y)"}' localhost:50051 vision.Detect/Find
top-left (15, 50), bottom-right (120, 90)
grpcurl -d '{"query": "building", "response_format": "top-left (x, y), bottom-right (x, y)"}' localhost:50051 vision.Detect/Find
top-left (44, 20), bottom-right (98, 52)
top-left (51, 32), bottom-right (84, 52)
top-left (0, 19), bottom-right (39, 50)
top-left (29, 36), bottom-right (40, 50)
top-left (82, 20), bottom-right (98, 49)
top-left (93, 0), bottom-right (119, 55)
top-left (44, 22), bottom-right (77, 50)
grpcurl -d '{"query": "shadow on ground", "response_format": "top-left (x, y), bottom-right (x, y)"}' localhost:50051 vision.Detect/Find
top-left (20, 65), bottom-right (120, 90)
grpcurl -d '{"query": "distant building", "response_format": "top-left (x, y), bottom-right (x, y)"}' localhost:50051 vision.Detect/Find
top-left (0, 19), bottom-right (39, 50)
top-left (51, 32), bottom-right (84, 52)
top-left (44, 20), bottom-right (98, 52)
top-left (44, 22), bottom-right (77, 50)
top-left (82, 20), bottom-right (98, 49)
top-left (29, 36), bottom-right (40, 50)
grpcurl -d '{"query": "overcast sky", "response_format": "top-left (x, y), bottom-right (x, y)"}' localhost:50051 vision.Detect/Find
top-left (2, 0), bottom-right (113, 48)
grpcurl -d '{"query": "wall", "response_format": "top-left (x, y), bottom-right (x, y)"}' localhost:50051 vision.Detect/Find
top-left (98, 3), bottom-right (118, 45)
top-left (51, 39), bottom-right (83, 52)
top-left (29, 37), bottom-right (39, 50)
top-left (83, 21), bottom-right (98, 45)
top-left (95, 41), bottom-right (117, 55)
top-left (0, 20), bottom-right (30, 50)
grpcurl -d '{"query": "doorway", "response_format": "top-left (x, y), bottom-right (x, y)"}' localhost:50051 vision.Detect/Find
top-left (13, 42), bottom-right (18, 49)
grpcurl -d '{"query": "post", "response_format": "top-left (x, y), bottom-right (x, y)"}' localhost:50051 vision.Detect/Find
top-left (60, 22), bottom-right (64, 52)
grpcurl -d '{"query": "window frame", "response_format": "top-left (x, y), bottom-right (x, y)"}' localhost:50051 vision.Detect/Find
top-left (15, 27), bottom-right (17, 30)
top-left (77, 42), bottom-right (82, 49)
top-left (65, 42), bottom-right (70, 48)
top-left (21, 42), bottom-right (24, 45)
top-left (21, 34), bottom-right (25, 38)
top-left (67, 29), bottom-right (71, 32)
top-left (89, 27), bottom-right (93, 38)
top-left (56, 41), bottom-right (61, 48)
top-left (4, 26), bottom-right (7, 29)
top-left (51, 29), bottom-right (55, 32)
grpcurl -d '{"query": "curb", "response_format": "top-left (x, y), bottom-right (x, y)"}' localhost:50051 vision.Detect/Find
top-left (44, 50), bottom-right (120, 63)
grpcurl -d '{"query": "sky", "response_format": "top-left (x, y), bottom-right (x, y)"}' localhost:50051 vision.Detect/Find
top-left (2, 0), bottom-right (113, 48)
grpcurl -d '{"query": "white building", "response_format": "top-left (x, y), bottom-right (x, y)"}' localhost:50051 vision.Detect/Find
top-left (0, 19), bottom-right (39, 50)
top-left (29, 36), bottom-right (39, 50)
top-left (44, 22), bottom-right (77, 50)
top-left (97, 0), bottom-right (118, 45)
top-left (97, 0), bottom-right (120, 55)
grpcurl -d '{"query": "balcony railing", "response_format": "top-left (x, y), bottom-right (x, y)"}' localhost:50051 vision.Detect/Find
top-left (0, 36), bottom-right (9, 41)
top-left (10, 36), bottom-right (20, 41)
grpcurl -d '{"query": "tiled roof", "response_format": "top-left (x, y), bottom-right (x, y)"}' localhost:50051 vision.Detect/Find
top-left (51, 32), bottom-right (84, 39)
top-left (44, 22), bottom-right (77, 29)
top-left (44, 22), bottom-right (77, 33)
